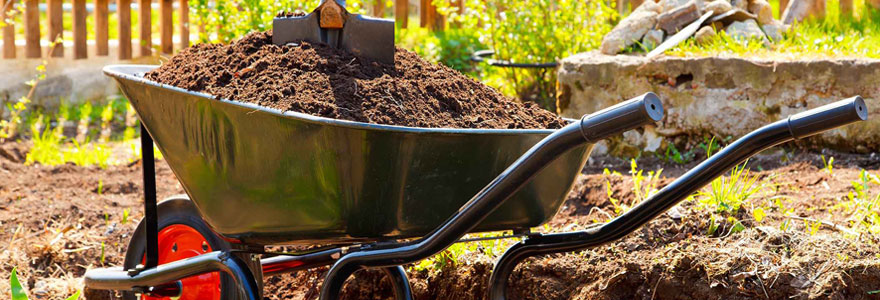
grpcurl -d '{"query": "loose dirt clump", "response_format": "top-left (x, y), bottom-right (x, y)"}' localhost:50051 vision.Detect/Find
top-left (145, 31), bottom-right (564, 129)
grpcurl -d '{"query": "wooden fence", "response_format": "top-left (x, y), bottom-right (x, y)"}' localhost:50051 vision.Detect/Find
top-left (0, 0), bottom-right (864, 60)
top-left (0, 0), bottom-right (457, 60)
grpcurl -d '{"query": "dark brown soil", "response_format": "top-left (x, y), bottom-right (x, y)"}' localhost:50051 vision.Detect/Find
top-left (144, 32), bottom-right (564, 130)
top-left (3, 141), bottom-right (880, 299)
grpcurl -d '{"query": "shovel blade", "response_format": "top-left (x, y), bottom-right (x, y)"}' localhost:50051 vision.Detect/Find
top-left (340, 15), bottom-right (395, 64)
top-left (273, 13), bottom-right (395, 65)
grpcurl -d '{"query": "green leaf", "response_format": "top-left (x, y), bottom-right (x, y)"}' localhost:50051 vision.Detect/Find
top-left (64, 290), bottom-right (81, 300)
top-left (10, 267), bottom-right (29, 300)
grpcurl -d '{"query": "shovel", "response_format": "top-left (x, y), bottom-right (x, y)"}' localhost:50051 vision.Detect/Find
top-left (273, 0), bottom-right (395, 64)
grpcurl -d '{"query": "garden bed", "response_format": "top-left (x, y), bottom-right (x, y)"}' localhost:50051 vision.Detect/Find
top-left (1, 141), bottom-right (879, 299)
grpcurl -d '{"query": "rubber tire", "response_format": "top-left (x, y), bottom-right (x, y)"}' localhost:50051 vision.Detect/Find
top-left (121, 195), bottom-right (239, 300)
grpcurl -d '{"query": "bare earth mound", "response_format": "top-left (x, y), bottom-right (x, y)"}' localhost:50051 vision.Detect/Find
top-left (145, 31), bottom-right (563, 129)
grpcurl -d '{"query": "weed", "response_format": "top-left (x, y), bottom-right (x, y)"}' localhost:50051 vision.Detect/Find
top-left (752, 206), bottom-right (767, 223)
top-left (99, 100), bottom-right (115, 143)
top-left (9, 267), bottom-right (81, 300)
top-left (122, 208), bottom-right (130, 224)
top-left (75, 102), bottom-right (92, 144)
top-left (663, 142), bottom-right (695, 164)
top-left (821, 155), bottom-right (835, 175)
top-left (25, 118), bottom-right (64, 166)
top-left (412, 231), bottom-right (511, 272)
top-left (834, 169), bottom-right (880, 238)
top-left (697, 162), bottom-right (770, 215)
top-left (10, 267), bottom-right (26, 300)
top-left (97, 180), bottom-right (104, 195)
top-left (603, 159), bottom-right (663, 215)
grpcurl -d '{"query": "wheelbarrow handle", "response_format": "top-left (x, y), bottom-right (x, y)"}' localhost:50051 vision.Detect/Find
top-left (487, 96), bottom-right (868, 300)
top-left (788, 96), bottom-right (867, 139)
top-left (579, 93), bottom-right (664, 142)
top-left (317, 93), bottom-right (665, 300)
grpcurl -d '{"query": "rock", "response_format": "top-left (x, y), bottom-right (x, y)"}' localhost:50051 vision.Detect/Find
top-left (657, 1), bottom-right (702, 34)
top-left (642, 29), bottom-right (665, 50)
top-left (731, 0), bottom-right (748, 10)
top-left (725, 19), bottom-right (767, 42)
top-left (748, 0), bottom-right (774, 24)
top-left (695, 26), bottom-right (717, 44)
top-left (782, 0), bottom-right (822, 24)
top-left (600, 10), bottom-right (660, 54)
top-left (705, 0), bottom-right (733, 14)
top-left (761, 20), bottom-right (786, 41)
top-left (658, 0), bottom-right (692, 12)
top-left (634, 0), bottom-right (663, 13)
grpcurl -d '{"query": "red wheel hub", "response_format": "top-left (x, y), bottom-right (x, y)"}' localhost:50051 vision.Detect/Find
top-left (142, 224), bottom-right (222, 300)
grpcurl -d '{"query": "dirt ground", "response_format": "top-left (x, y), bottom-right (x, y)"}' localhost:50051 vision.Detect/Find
top-left (2, 141), bottom-right (880, 300)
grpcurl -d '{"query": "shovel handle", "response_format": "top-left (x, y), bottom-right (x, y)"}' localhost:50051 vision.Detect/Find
top-left (788, 96), bottom-right (868, 139)
top-left (579, 93), bottom-right (665, 142)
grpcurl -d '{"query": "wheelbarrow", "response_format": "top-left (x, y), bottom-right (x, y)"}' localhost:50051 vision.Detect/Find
top-left (82, 63), bottom-right (868, 300)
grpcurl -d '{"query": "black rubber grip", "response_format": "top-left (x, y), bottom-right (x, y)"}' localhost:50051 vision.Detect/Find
top-left (579, 93), bottom-right (665, 142)
top-left (788, 96), bottom-right (868, 140)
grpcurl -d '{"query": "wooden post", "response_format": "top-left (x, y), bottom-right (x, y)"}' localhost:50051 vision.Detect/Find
top-left (47, 0), bottom-right (64, 57)
top-left (839, 0), bottom-right (853, 19)
top-left (395, 0), bottom-right (408, 28)
top-left (373, 0), bottom-right (383, 17)
top-left (813, 0), bottom-right (825, 19)
top-left (179, 0), bottom-right (189, 48)
top-left (73, 0), bottom-right (87, 59)
top-left (118, 0), bottom-right (132, 59)
top-left (2, 1), bottom-right (14, 59)
top-left (420, 0), bottom-right (427, 27)
top-left (780, 0), bottom-right (790, 18)
top-left (139, 0), bottom-right (152, 57)
top-left (96, 0), bottom-right (110, 56)
top-left (24, 0), bottom-right (40, 58)
top-left (160, 0), bottom-right (172, 54)
top-left (421, 0), bottom-right (442, 30)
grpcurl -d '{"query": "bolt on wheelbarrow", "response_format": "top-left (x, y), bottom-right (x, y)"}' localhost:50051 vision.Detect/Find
top-left (82, 1), bottom-right (869, 299)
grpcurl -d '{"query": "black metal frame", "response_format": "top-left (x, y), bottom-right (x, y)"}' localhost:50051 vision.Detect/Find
top-left (83, 96), bottom-right (866, 300)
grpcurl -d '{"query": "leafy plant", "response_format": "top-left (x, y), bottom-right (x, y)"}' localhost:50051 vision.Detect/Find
top-left (98, 100), bottom-right (115, 143)
top-left (75, 102), bottom-right (92, 144)
top-left (435, 0), bottom-right (617, 110)
top-left (836, 169), bottom-right (880, 238)
top-left (9, 267), bottom-right (81, 300)
top-left (25, 117), bottom-right (64, 166)
top-left (603, 159), bottom-right (663, 215)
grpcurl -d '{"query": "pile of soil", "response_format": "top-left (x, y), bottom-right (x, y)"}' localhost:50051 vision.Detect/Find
top-left (145, 32), bottom-right (564, 129)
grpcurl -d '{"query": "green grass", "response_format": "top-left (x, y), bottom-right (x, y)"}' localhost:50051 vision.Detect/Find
top-left (668, 2), bottom-right (880, 59)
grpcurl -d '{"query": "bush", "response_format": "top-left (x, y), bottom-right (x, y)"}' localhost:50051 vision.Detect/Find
top-left (436, 0), bottom-right (618, 111)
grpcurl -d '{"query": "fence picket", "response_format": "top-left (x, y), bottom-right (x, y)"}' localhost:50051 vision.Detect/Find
top-left (96, 0), bottom-right (109, 56)
top-left (160, 0), bottom-right (172, 54)
top-left (179, 0), bottom-right (189, 48)
top-left (118, 0), bottom-right (132, 59)
top-left (25, 0), bottom-right (40, 58)
top-left (139, 0), bottom-right (152, 57)
top-left (73, 0), bottom-right (87, 59)
top-left (47, 0), bottom-right (63, 57)
top-left (395, 0), bottom-right (408, 28)
top-left (2, 1), bottom-right (13, 59)
top-left (839, 0), bottom-right (853, 18)
top-left (373, 0), bottom-right (383, 17)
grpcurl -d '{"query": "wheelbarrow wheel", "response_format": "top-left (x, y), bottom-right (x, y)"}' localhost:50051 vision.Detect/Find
top-left (121, 195), bottom-right (242, 300)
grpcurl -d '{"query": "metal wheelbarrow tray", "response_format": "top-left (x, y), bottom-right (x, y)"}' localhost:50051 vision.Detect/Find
top-left (105, 65), bottom-right (593, 245)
